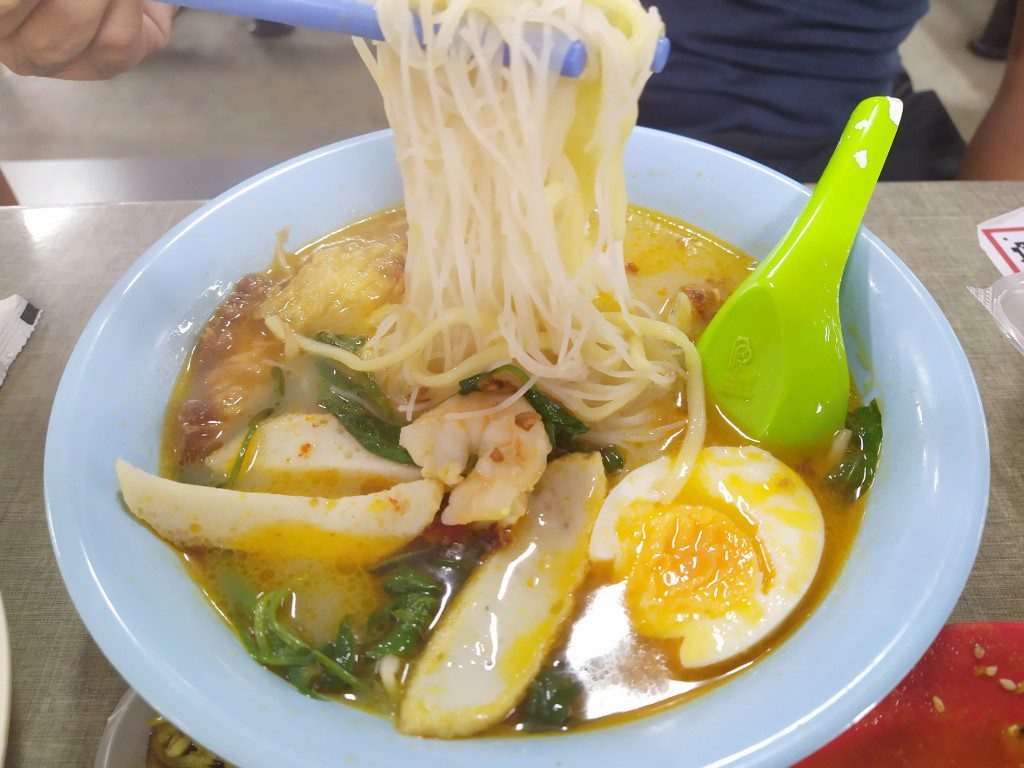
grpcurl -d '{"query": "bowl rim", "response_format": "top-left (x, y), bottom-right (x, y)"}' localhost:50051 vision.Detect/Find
top-left (44, 127), bottom-right (990, 768)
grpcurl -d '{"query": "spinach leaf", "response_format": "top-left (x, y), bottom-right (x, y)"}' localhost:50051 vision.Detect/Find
top-left (243, 590), bottom-right (362, 690)
top-left (522, 666), bottom-right (581, 730)
top-left (382, 565), bottom-right (443, 596)
top-left (365, 564), bottom-right (444, 662)
top-left (221, 364), bottom-right (287, 489)
top-left (365, 604), bottom-right (394, 640)
top-left (230, 554), bottom-right (473, 697)
top-left (247, 590), bottom-right (314, 668)
top-left (315, 331), bottom-right (367, 354)
top-left (368, 545), bottom-right (441, 575)
top-left (826, 400), bottom-right (883, 502)
top-left (458, 363), bottom-right (527, 395)
top-left (459, 364), bottom-right (588, 451)
top-left (285, 665), bottom-right (322, 699)
top-left (319, 390), bottom-right (415, 465)
top-left (524, 386), bottom-right (589, 451)
top-left (599, 445), bottom-right (625, 475)
top-left (224, 406), bottom-right (275, 486)
top-left (369, 541), bottom-right (480, 577)
top-left (313, 330), bottom-right (416, 465)
top-left (315, 331), bottom-right (393, 420)
top-left (311, 648), bottom-right (361, 688)
top-left (176, 463), bottom-right (226, 488)
top-left (321, 619), bottom-right (359, 674)
top-left (365, 592), bottom-right (440, 660)
top-left (271, 365), bottom-right (286, 399)
top-left (434, 542), bottom-right (479, 572)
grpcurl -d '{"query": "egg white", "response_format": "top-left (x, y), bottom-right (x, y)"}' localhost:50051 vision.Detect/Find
top-left (591, 445), bottom-right (825, 668)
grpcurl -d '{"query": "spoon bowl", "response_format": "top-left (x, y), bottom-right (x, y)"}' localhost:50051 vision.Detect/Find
top-left (698, 96), bottom-right (903, 447)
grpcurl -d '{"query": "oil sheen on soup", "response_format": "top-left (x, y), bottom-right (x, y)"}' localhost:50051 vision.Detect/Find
top-left (156, 207), bottom-right (866, 734)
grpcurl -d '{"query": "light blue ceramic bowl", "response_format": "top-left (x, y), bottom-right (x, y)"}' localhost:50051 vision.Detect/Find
top-left (45, 129), bottom-right (988, 768)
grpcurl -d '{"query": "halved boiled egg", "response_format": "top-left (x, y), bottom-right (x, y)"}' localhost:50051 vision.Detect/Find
top-left (590, 446), bottom-right (824, 668)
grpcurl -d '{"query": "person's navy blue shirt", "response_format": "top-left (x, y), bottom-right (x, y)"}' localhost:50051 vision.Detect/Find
top-left (638, 1), bottom-right (962, 180)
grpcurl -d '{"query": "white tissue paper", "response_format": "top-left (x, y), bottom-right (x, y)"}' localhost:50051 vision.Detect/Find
top-left (0, 295), bottom-right (41, 386)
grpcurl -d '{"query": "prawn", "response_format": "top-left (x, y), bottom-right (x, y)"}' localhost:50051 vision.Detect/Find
top-left (399, 392), bottom-right (551, 526)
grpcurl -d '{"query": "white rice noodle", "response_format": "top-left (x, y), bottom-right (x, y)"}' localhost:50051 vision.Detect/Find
top-left (272, 0), bottom-right (704, 480)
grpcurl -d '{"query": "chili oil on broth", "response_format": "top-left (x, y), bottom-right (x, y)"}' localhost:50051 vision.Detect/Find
top-left (157, 206), bottom-right (864, 732)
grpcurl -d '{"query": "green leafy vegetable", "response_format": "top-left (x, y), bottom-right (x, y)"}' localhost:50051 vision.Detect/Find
top-left (311, 647), bottom-right (361, 688)
top-left (319, 390), bottom-right (415, 465)
top-left (369, 542), bottom-right (481, 577)
top-left (457, 363), bottom-right (527, 396)
top-left (284, 664), bottom-right (321, 698)
top-left (313, 329), bottom-right (415, 465)
top-left (315, 331), bottom-right (393, 419)
top-left (599, 445), bottom-right (625, 475)
top-left (271, 365), bottom-right (286, 398)
top-left (382, 565), bottom-right (444, 596)
top-left (366, 604), bottom-right (394, 639)
top-left (243, 589), bottom-right (361, 691)
top-left (219, 365), bottom-right (288, 489)
top-left (315, 331), bottom-right (367, 354)
top-left (260, 590), bottom-right (311, 652)
top-left (176, 463), bottom-right (226, 487)
top-left (320, 619), bottom-right (359, 674)
top-left (826, 399), bottom-right (883, 502)
top-left (366, 564), bottom-right (444, 660)
top-left (368, 545), bottom-right (441, 574)
top-left (522, 666), bottom-right (581, 730)
top-left (225, 406), bottom-right (275, 486)
top-left (224, 548), bottom-right (479, 698)
top-left (390, 591), bottom-right (440, 624)
top-left (365, 592), bottom-right (440, 660)
top-left (433, 542), bottom-right (479, 572)
top-left (248, 590), bottom-right (313, 665)
top-left (525, 386), bottom-right (590, 452)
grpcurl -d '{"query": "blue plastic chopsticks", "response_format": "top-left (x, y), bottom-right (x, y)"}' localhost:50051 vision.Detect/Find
top-left (159, 0), bottom-right (671, 77)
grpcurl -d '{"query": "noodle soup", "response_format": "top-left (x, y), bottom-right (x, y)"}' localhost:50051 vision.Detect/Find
top-left (122, 207), bottom-right (868, 736)
top-left (113, 0), bottom-right (881, 743)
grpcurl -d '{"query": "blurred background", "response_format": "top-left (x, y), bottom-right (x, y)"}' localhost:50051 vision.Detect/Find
top-left (0, 0), bottom-right (1015, 205)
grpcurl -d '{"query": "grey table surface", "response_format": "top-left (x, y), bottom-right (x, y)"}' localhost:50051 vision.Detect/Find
top-left (1, 184), bottom-right (1024, 766)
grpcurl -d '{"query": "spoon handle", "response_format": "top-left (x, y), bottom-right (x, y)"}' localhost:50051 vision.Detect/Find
top-left (760, 96), bottom-right (902, 290)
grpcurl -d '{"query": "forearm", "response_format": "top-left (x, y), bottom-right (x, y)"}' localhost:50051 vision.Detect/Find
top-left (959, 1), bottom-right (1024, 180)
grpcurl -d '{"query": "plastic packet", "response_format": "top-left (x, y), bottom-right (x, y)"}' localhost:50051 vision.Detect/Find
top-left (968, 274), bottom-right (1024, 357)
top-left (0, 295), bottom-right (41, 386)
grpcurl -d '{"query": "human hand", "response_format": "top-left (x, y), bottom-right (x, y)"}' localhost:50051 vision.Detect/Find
top-left (0, 0), bottom-right (174, 80)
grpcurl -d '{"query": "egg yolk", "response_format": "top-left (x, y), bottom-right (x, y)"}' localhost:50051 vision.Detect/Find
top-left (618, 503), bottom-right (763, 639)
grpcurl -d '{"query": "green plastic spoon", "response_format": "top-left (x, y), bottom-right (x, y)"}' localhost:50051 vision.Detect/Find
top-left (697, 96), bottom-right (902, 448)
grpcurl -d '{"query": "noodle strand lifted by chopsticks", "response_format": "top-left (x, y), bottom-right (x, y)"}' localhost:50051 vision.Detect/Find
top-left (266, 0), bottom-right (704, 497)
